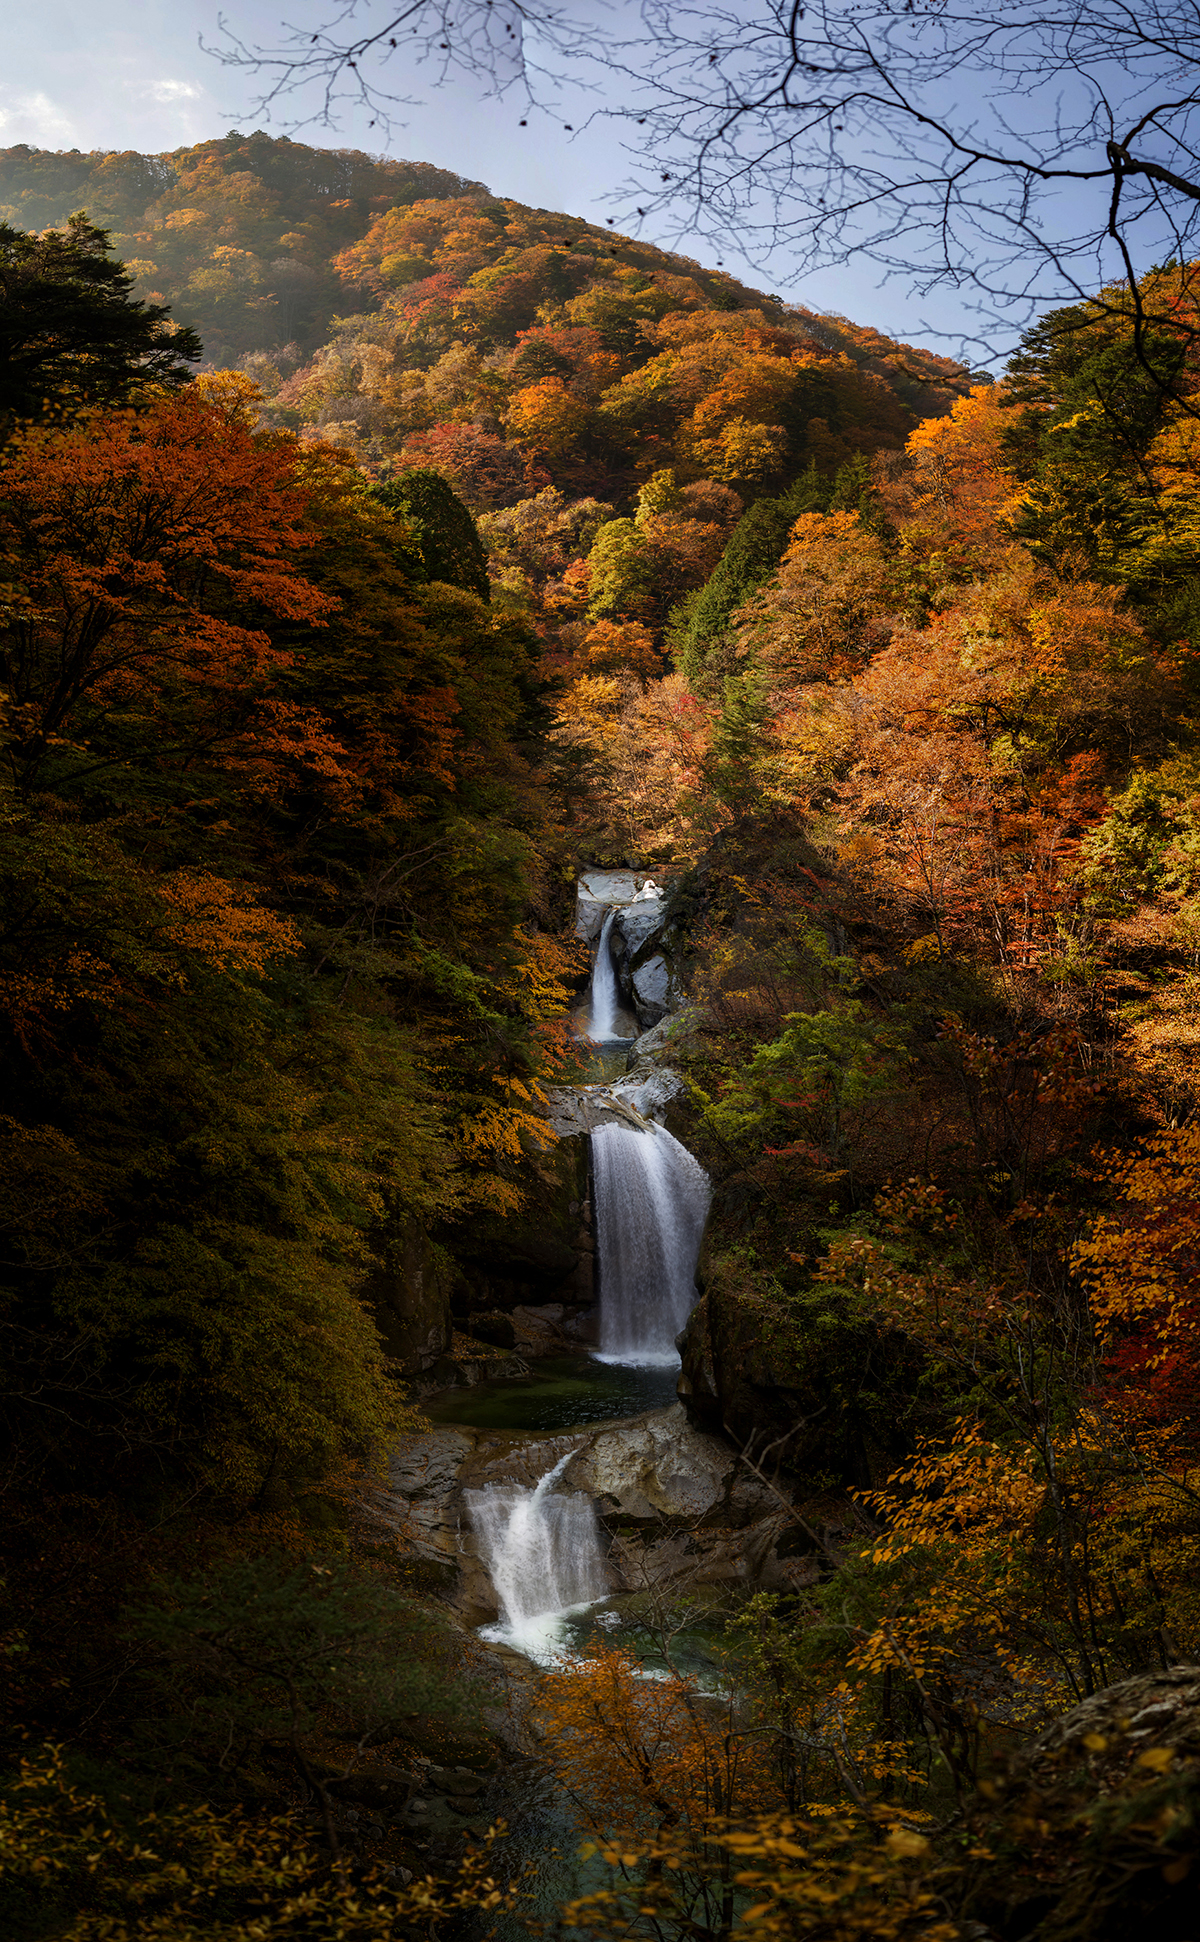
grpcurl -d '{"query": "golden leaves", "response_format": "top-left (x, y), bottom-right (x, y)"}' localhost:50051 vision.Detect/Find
top-left (159, 871), bottom-right (302, 975)
top-left (1072, 1124), bottom-right (1200, 1351)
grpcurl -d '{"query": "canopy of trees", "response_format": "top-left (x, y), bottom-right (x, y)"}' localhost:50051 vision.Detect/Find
top-left (0, 132), bottom-right (487, 364)
top-left (0, 214), bottom-right (200, 436)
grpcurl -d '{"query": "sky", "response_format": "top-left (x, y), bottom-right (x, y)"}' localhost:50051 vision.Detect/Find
top-left (1, 0), bottom-right (985, 356)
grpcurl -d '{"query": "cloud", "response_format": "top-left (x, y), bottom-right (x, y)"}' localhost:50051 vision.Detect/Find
top-left (144, 79), bottom-right (203, 103)
top-left (0, 88), bottom-right (77, 145)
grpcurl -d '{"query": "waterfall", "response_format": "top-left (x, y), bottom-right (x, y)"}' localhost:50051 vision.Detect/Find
top-left (465, 1450), bottom-right (610, 1664)
top-left (588, 909), bottom-right (621, 1039)
top-left (591, 1122), bottom-right (711, 1366)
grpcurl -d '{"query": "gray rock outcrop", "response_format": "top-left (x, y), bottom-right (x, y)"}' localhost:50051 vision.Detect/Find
top-left (368, 1405), bottom-right (810, 1627)
top-left (576, 870), bottom-right (645, 941)
top-left (574, 869), bottom-right (688, 1030)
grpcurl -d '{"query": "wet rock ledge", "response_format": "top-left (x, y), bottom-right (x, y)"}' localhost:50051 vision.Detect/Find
top-left (366, 1402), bottom-right (819, 1631)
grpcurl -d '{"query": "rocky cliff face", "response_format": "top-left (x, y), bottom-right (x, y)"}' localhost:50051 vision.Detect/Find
top-left (365, 1118), bottom-right (594, 1381)
top-left (364, 1219), bottom-right (457, 1379)
top-left (678, 1253), bottom-right (925, 1492)
top-left (368, 1403), bottom-right (824, 1626)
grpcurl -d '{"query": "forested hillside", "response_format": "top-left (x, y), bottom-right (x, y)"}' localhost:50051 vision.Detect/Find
top-left (2, 135), bottom-right (1200, 1941)
top-left (0, 133), bottom-right (487, 364)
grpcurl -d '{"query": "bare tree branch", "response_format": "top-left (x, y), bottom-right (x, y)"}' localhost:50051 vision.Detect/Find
top-left (209, 0), bottom-right (1200, 358)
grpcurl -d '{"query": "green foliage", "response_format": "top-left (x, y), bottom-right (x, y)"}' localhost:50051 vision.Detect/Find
top-left (586, 515), bottom-right (657, 619)
top-left (708, 668), bottom-right (772, 807)
top-left (1080, 750), bottom-right (1200, 905)
top-left (1004, 298), bottom-right (1187, 480)
top-left (699, 929), bottom-right (911, 1167)
top-left (0, 822), bottom-right (432, 1500)
top-left (126, 1551), bottom-right (463, 1780)
top-left (673, 468), bottom-right (832, 680)
top-left (1001, 294), bottom-right (1187, 584)
top-left (0, 214), bottom-right (200, 437)
top-left (0, 134), bottom-right (487, 363)
top-left (371, 467), bottom-right (490, 599)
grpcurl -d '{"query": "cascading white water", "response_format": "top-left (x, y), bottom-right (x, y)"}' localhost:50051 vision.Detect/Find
top-left (591, 1122), bottom-right (711, 1366)
top-left (465, 1450), bottom-right (610, 1664)
top-left (588, 909), bottom-right (621, 1039)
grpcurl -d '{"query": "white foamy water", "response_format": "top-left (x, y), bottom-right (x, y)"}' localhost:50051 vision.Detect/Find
top-left (465, 1451), bottom-right (610, 1665)
top-left (591, 1121), bottom-right (711, 1365)
top-left (587, 909), bottom-right (621, 1039)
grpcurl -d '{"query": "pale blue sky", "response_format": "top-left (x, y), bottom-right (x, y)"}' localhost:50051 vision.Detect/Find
top-left (1, 0), bottom-right (984, 354)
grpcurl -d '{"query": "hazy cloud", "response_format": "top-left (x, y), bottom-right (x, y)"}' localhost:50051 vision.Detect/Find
top-left (0, 87), bottom-right (77, 145)
top-left (145, 79), bottom-right (203, 103)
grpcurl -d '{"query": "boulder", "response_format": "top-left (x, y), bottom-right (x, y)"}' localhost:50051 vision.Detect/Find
top-left (576, 870), bottom-right (642, 940)
top-left (1014, 1666), bottom-right (1200, 1773)
top-left (559, 1406), bottom-right (816, 1597)
top-left (627, 1007), bottom-right (706, 1062)
top-left (511, 1303), bottom-right (571, 1352)
top-left (612, 1520), bottom-right (793, 1594)
top-left (611, 1064), bottom-right (686, 1123)
top-left (630, 953), bottom-right (680, 1024)
top-left (613, 897), bottom-right (666, 959)
top-left (563, 1404), bottom-right (774, 1525)
top-left (375, 1428), bottom-right (475, 1567)
top-left (432, 1345), bottom-right (530, 1387)
top-left (466, 1310), bottom-right (517, 1351)
top-left (678, 1265), bottom-right (923, 1490)
top-left (545, 1083), bottom-right (661, 1137)
top-left (964, 1667), bottom-right (1200, 1940)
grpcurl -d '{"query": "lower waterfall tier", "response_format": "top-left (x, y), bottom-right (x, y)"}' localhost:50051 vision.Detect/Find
top-left (464, 1449), bottom-right (610, 1663)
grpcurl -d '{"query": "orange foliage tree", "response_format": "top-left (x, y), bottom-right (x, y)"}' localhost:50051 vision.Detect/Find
top-left (0, 387), bottom-right (338, 793)
top-left (1073, 1126), bottom-right (1200, 1447)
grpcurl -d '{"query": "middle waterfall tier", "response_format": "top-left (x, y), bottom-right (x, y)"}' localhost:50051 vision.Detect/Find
top-left (591, 1121), bottom-right (711, 1366)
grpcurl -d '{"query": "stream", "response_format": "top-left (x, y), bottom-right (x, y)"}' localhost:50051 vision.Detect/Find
top-left (391, 879), bottom-right (766, 1926)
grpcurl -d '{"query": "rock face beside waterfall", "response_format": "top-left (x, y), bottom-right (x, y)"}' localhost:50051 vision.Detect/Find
top-left (365, 1129), bottom-right (599, 1381)
top-left (678, 1257), bottom-right (927, 1491)
top-left (564, 1404), bottom-right (768, 1523)
top-left (443, 1131), bottom-right (595, 1343)
top-left (573, 1404), bottom-right (809, 1594)
top-left (363, 1218), bottom-right (457, 1379)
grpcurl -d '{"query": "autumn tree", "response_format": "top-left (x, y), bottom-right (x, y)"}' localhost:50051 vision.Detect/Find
top-left (0, 384), bottom-right (336, 796)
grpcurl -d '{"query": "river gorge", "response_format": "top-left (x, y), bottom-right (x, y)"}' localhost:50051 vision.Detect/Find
top-left (372, 870), bottom-right (811, 1686)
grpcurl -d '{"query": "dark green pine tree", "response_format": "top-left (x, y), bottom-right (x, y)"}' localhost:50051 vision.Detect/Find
top-left (0, 213), bottom-right (201, 438)
top-left (672, 465), bottom-right (834, 681)
top-left (708, 665), bottom-right (771, 810)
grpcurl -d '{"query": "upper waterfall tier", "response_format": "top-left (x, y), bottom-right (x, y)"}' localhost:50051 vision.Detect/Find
top-left (587, 908), bottom-right (623, 1039)
top-left (574, 869), bottom-right (681, 1038)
